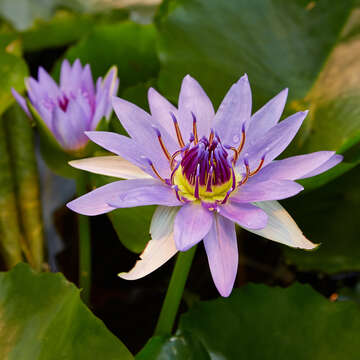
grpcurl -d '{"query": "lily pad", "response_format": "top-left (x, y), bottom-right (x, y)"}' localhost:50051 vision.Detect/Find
top-left (138, 283), bottom-right (360, 359)
top-left (0, 263), bottom-right (133, 359)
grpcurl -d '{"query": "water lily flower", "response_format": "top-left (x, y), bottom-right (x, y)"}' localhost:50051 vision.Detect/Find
top-left (12, 59), bottom-right (119, 151)
top-left (67, 74), bottom-right (342, 297)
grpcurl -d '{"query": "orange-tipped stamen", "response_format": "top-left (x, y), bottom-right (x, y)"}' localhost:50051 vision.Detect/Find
top-left (144, 158), bottom-right (166, 183)
top-left (192, 112), bottom-right (198, 144)
top-left (153, 127), bottom-right (171, 161)
top-left (250, 155), bottom-right (265, 177)
top-left (238, 158), bottom-right (250, 186)
top-left (209, 129), bottom-right (214, 145)
top-left (170, 112), bottom-right (185, 148)
top-left (228, 146), bottom-right (239, 164)
top-left (236, 124), bottom-right (246, 154)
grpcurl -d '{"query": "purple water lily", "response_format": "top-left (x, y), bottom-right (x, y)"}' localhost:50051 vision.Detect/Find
top-left (67, 74), bottom-right (342, 297)
top-left (12, 59), bottom-right (119, 151)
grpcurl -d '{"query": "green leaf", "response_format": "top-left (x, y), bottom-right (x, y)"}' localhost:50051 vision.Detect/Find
top-left (156, 0), bottom-right (360, 185)
top-left (91, 174), bottom-right (154, 253)
top-left (4, 105), bottom-right (44, 271)
top-left (0, 48), bottom-right (28, 116)
top-left (282, 164), bottom-right (360, 273)
top-left (0, 0), bottom-right (84, 30)
top-left (138, 283), bottom-right (360, 359)
top-left (57, 21), bottom-right (160, 90)
top-left (136, 334), bottom-right (210, 360)
top-left (21, 9), bottom-right (129, 52)
top-left (0, 263), bottom-right (134, 359)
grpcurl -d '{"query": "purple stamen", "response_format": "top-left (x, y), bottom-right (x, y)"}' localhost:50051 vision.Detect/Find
top-left (206, 166), bottom-right (214, 192)
top-left (194, 164), bottom-right (200, 199)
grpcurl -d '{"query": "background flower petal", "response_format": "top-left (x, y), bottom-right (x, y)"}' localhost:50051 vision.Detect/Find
top-left (11, 88), bottom-right (31, 118)
top-left (203, 214), bottom-right (238, 297)
top-left (174, 202), bottom-right (213, 251)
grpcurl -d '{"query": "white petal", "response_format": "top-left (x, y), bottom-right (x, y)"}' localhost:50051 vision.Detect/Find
top-left (69, 156), bottom-right (152, 179)
top-left (119, 206), bottom-right (179, 280)
top-left (246, 201), bottom-right (317, 249)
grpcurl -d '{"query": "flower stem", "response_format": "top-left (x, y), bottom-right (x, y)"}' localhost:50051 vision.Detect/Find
top-left (154, 245), bottom-right (197, 336)
top-left (76, 174), bottom-right (91, 305)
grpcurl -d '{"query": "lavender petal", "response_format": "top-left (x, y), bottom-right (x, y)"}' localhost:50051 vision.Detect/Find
top-left (231, 179), bottom-right (303, 203)
top-left (219, 202), bottom-right (268, 229)
top-left (11, 88), bottom-right (32, 118)
top-left (204, 214), bottom-right (238, 297)
top-left (108, 182), bottom-right (181, 208)
top-left (174, 202), bottom-right (213, 251)
top-left (244, 88), bottom-right (288, 152)
top-left (67, 178), bottom-right (162, 215)
top-left (214, 74), bottom-right (251, 147)
top-left (253, 151), bottom-right (338, 182)
top-left (178, 74), bottom-right (215, 139)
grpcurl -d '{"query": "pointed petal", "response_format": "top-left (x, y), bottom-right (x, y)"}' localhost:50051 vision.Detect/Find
top-left (247, 201), bottom-right (317, 249)
top-left (85, 131), bottom-right (153, 176)
top-left (204, 215), bottom-right (238, 297)
top-left (244, 88), bottom-right (288, 150)
top-left (11, 88), bottom-right (32, 118)
top-left (108, 183), bottom-right (181, 208)
top-left (119, 206), bottom-right (179, 280)
top-left (298, 154), bottom-right (343, 179)
top-left (178, 75), bottom-right (215, 139)
top-left (69, 156), bottom-right (152, 179)
top-left (239, 111), bottom-right (307, 171)
top-left (253, 151), bottom-right (337, 182)
top-left (219, 202), bottom-right (267, 229)
top-left (214, 74), bottom-right (252, 147)
top-left (93, 66), bottom-right (118, 125)
top-left (38, 67), bottom-right (60, 99)
top-left (81, 64), bottom-right (95, 98)
top-left (148, 87), bottom-right (179, 142)
top-left (231, 179), bottom-right (303, 203)
top-left (112, 96), bottom-right (177, 177)
top-left (174, 202), bottom-right (213, 251)
top-left (67, 178), bottom-right (161, 216)
top-left (70, 59), bottom-right (82, 92)
top-left (59, 59), bottom-right (72, 92)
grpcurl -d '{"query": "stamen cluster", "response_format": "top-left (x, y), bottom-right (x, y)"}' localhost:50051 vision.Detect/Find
top-left (151, 112), bottom-right (264, 205)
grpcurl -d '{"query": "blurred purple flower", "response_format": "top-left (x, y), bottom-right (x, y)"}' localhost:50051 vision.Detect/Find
top-left (67, 74), bottom-right (342, 297)
top-left (12, 59), bottom-right (119, 151)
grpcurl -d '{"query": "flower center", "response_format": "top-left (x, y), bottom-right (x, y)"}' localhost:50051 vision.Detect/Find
top-left (149, 112), bottom-right (265, 207)
top-left (172, 135), bottom-right (237, 202)
top-left (58, 94), bottom-right (69, 112)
